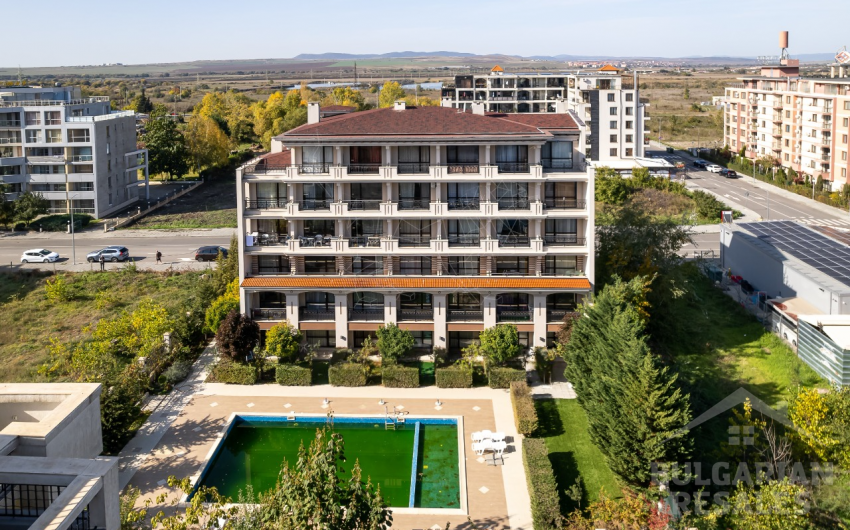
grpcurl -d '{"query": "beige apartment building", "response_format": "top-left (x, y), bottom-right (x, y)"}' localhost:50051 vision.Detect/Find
top-left (724, 60), bottom-right (850, 190)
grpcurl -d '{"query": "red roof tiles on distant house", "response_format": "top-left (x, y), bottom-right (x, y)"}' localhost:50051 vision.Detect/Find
top-left (599, 64), bottom-right (621, 72)
top-left (491, 65), bottom-right (504, 72)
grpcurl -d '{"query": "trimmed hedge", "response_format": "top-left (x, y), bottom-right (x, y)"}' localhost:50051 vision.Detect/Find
top-left (488, 367), bottom-right (526, 389)
top-left (329, 363), bottom-right (367, 387)
top-left (522, 438), bottom-right (561, 530)
top-left (510, 381), bottom-right (539, 435)
top-left (275, 364), bottom-right (311, 386)
top-left (435, 365), bottom-right (473, 388)
top-left (382, 364), bottom-right (419, 388)
top-left (209, 361), bottom-right (256, 385)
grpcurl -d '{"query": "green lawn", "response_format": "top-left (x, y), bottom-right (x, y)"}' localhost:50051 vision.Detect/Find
top-left (534, 399), bottom-right (621, 513)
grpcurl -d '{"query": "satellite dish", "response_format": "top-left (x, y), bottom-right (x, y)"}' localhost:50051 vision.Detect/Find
top-left (836, 47), bottom-right (850, 65)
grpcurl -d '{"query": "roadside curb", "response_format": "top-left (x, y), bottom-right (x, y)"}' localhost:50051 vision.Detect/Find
top-left (2, 227), bottom-right (237, 240)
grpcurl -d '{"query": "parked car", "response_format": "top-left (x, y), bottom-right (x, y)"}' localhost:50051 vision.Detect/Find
top-left (21, 249), bottom-right (59, 263)
top-left (86, 246), bottom-right (130, 262)
top-left (720, 169), bottom-right (738, 178)
top-left (707, 164), bottom-right (723, 173)
top-left (693, 160), bottom-right (708, 169)
top-left (195, 246), bottom-right (228, 261)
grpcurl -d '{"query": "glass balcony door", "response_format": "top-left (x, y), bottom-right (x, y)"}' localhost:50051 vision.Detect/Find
top-left (447, 182), bottom-right (479, 210)
top-left (398, 146), bottom-right (430, 174)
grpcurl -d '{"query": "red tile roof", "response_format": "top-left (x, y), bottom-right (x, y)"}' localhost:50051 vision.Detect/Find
top-left (491, 65), bottom-right (504, 72)
top-left (241, 277), bottom-right (591, 290)
top-left (599, 64), bottom-right (621, 72)
top-left (257, 149), bottom-right (291, 166)
top-left (320, 105), bottom-right (356, 115)
top-left (490, 113), bottom-right (578, 130)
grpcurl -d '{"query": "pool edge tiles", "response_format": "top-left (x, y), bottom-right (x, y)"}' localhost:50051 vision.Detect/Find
top-left (185, 412), bottom-right (468, 516)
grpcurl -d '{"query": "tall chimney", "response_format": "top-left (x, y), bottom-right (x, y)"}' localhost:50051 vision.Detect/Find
top-left (307, 102), bottom-right (320, 124)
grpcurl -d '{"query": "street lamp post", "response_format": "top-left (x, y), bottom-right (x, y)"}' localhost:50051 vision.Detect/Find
top-left (69, 193), bottom-right (78, 265)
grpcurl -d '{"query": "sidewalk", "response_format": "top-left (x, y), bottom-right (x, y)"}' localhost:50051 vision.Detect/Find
top-left (1, 227), bottom-right (237, 240)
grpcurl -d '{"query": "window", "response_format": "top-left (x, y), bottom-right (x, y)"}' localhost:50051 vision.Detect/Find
top-left (349, 146), bottom-right (381, 164)
top-left (399, 256), bottom-right (431, 275)
top-left (44, 111), bottom-right (60, 125)
top-left (449, 293), bottom-right (481, 311)
top-left (302, 183), bottom-right (333, 203)
top-left (305, 257), bottom-right (336, 274)
top-left (545, 255), bottom-right (577, 276)
top-left (625, 134), bottom-right (633, 143)
top-left (45, 130), bottom-right (61, 143)
top-left (842, 168), bottom-right (847, 178)
top-left (447, 256), bottom-right (479, 276)
top-left (409, 331), bottom-right (433, 349)
top-left (259, 291), bottom-right (286, 308)
top-left (609, 107), bottom-right (617, 116)
top-left (351, 219), bottom-right (382, 237)
top-left (546, 218), bottom-right (577, 237)
top-left (398, 219), bottom-right (430, 245)
top-left (25, 112), bottom-right (40, 125)
top-left (542, 141), bottom-right (573, 169)
top-left (108, 177), bottom-right (112, 189)
top-left (449, 331), bottom-right (479, 353)
top-left (67, 129), bottom-right (90, 143)
top-left (303, 219), bottom-right (334, 237)
top-left (495, 257), bottom-right (529, 275)
top-left (398, 146), bottom-right (430, 173)
top-left (625, 120), bottom-right (633, 129)
top-left (609, 134), bottom-right (617, 143)
top-left (72, 164), bottom-right (93, 174)
top-left (257, 255), bottom-right (289, 274)
top-left (25, 130), bottom-right (40, 143)
top-left (302, 146), bottom-right (333, 170)
top-left (786, 110), bottom-right (791, 118)
top-left (609, 148), bottom-right (618, 157)
top-left (845, 101), bottom-right (850, 110)
top-left (607, 93), bottom-right (615, 102)
top-left (844, 118), bottom-right (849, 127)
top-left (495, 145), bottom-right (528, 167)
top-left (352, 256), bottom-right (383, 275)
top-left (625, 148), bottom-right (634, 156)
top-left (785, 139), bottom-right (790, 147)
top-left (785, 125), bottom-right (791, 132)
top-left (842, 151), bottom-right (848, 161)
top-left (609, 121), bottom-right (617, 129)
top-left (785, 153), bottom-right (790, 161)
top-left (446, 145), bottom-right (479, 164)
top-left (625, 107), bottom-right (633, 116)
top-left (843, 134), bottom-right (848, 144)
top-left (305, 331), bottom-right (335, 348)
top-left (625, 93), bottom-right (633, 102)
top-left (304, 292), bottom-right (334, 311)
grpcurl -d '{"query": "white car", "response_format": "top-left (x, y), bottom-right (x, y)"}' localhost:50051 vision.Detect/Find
top-left (21, 248), bottom-right (60, 263)
top-left (707, 164), bottom-right (723, 173)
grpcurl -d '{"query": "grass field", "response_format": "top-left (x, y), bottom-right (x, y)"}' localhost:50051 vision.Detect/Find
top-left (128, 176), bottom-right (237, 229)
top-left (0, 270), bottom-right (203, 382)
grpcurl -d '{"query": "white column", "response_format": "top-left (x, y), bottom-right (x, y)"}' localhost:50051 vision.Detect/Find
top-left (433, 294), bottom-right (448, 349)
top-left (286, 294), bottom-right (300, 328)
top-left (483, 294), bottom-right (497, 328)
top-left (335, 293), bottom-right (349, 348)
top-left (435, 145), bottom-right (441, 165)
top-left (335, 145), bottom-right (341, 165)
top-left (384, 293), bottom-right (397, 324)
top-left (533, 294), bottom-right (548, 349)
top-left (485, 145), bottom-right (491, 165)
top-left (585, 164), bottom-right (596, 287)
top-left (385, 145), bottom-right (391, 165)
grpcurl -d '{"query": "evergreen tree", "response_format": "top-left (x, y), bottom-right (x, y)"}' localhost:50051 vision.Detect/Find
top-left (13, 191), bottom-right (48, 226)
top-left (142, 104), bottom-right (189, 180)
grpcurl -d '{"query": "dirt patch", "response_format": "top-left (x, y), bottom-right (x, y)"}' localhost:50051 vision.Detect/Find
top-left (130, 176), bottom-right (237, 229)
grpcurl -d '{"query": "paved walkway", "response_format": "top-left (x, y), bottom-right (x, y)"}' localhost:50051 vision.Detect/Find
top-left (3, 227), bottom-right (237, 240)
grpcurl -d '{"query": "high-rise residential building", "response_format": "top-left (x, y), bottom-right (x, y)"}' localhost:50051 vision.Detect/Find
top-left (236, 101), bottom-right (594, 354)
top-left (0, 86), bottom-right (148, 217)
top-left (723, 33), bottom-right (850, 190)
top-left (441, 65), bottom-right (649, 164)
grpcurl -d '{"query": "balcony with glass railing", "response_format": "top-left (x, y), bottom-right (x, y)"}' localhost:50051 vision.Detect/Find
top-left (398, 235), bottom-right (431, 248)
top-left (543, 234), bottom-right (585, 246)
top-left (497, 235), bottom-right (530, 248)
top-left (251, 307), bottom-right (287, 321)
top-left (447, 234), bottom-right (480, 247)
top-left (543, 197), bottom-right (585, 210)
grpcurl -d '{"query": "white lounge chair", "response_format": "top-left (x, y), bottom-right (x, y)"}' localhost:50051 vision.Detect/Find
top-left (472, 440), bottom-right (493, 456)
top-left (471, 430), bottom-right (493, 442)
top-left (491, 441), bottom-right (507, 455)
top-left (491, 431), bottom-right (506, 443)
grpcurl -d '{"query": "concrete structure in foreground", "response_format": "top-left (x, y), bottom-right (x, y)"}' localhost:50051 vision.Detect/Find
top-left (236, 102), bottom-right (594, 354)
top-left (0, 383), bottom-right (119, 530)
top-left (720, 220), bottom-right (850, 385)
top-left (0, 86), bottom-right (148, 217)
top-left (441, 64), bottom-right (649, 164)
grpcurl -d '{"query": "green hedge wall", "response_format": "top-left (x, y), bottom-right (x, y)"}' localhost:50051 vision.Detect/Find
top-left (275, 364), bottom-right (311, 386)
top-left (329, 363), bottom-right (367, 387)
top-left (510, 381), bottom-right (539, 435)
top-left (382, 364), bottom-right (419, 388)
top-left (488, 367), bottom-right (526, 389)
top-left (210, 361), bottom-right (256, 385)
top-left (435, 365), bottom-right (473, 388)
top-left (522, 438), bottom-right (561, 530)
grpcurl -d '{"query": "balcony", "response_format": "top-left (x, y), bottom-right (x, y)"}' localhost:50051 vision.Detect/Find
top-left (251, 233), bottom-right (289, 246)
top-left (446, 163), bottom-right (479, 174)
top-left (349, 236), bottom-right (382, 248)
top-left (27, 155), bottom-right (66, 164)
top-left (448, 235), bottom-right (480, 247)
top-left (398, 198), bottom-right (430, 210)
top-left (497, 235), bottom-right (530, 248)
top-left (349, 309), bottom-right (384, 321)
top-left (246, 198), bottom-right (288, 209)
top-left (497, 310), bottom-right (533, 322)
top-left (547, 309), bottom-right (578, 322)
top-left (252, 308), bottom-right (287, 320)
top-left (0, 136), bottom-right (21, 145)
top-left (298, 236), bottom-right (332, 247)
top-left (496, 162), bottom-right (530, 173)
top-left (0, 120), bottom-right (21, 127)
top-left (823, 137), bottom-right (832, 146)
top-left (544, 198), bottom-right (585, 210)
top-left (348, 163), bottom-right (380, 175)
top-left (300, 199), bottom-right (332, 210)
top-left (497, 198), bottom-right (530, 210)
top-left (70, 155), bottom-right (93, 162)
top-left (397, 162), bottom-right (430, 174)
top-left (398, 235), bottom-right (431, 248)
top-left (447, 198), bottom-right (480, 210)
top-left (448, 310), bottom-right (483, 322)
top-left (543, 234), bottom-right (585, 246)
top-left (771, 128), bottom-right (782, 137)
top-left (300, 307), bottom-right (334, 320)
top-left (398, 309), bottom-right (434, 321)
top-left (820, 120), bottom-right (833, 130)
top-left (347, 199), bottom-right (381, 211)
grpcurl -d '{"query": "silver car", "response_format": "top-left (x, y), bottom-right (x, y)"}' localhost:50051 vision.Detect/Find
top-left (86, 246), bottom-right (130, 262)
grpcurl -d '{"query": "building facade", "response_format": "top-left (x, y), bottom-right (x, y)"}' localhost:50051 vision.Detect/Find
top-left (0, 86), bottom-right (148, 218)
top-left (441, 65), bottom-right (648, 164)
top-left (724, 62), bottom-right (850, 190)
top-left (236, 102), bottom-right (594, 354)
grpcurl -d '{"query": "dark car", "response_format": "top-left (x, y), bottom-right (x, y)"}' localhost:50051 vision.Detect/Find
top-left (693, 159), bottom-right (708, 169)
top-left (195, 246), bottom-right (228, 261)
top-left (720, 169), bottom-right (738, 178)
top-left (86, 246), bottom-right (130, 262)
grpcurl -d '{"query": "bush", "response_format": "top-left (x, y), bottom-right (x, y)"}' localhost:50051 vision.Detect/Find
top-left (523, 438), bottom-right (561, 530)
top-left (382, 364), bottom-right (419, 388)
top-left (479, 324), bottom-right (521, 367)
top-left (209, 360), bottom-right (257, 385)
top-left (215, 310), bottom-right (259, 363)
top-left (488, 367), bottom-right (526, 389)
top-left (44, 274), bottom-right (70, 303)
top-left (275, 364), bottom-right (311, 386)
top-left (163, 360), bottom-right (193, 385)
top-left (328, 363), bottom-right (367, 387)
top-left (510, 381), bottom-right (539, 435)
top-left (35, 213), bottom-right (93, 232)
top-left (691, 189), bottom-right (726, 220)
top-left (435, 365), bottom-right (473, 388)
top-left (376, 323), bottom-right (414, 364)
top-left (433, 346), bottom-right (448, 366)
top-left (265, 322), bottom-right (303, 363)
top-left (331, 348), bottom-right (354, 364)
top-left (534, 347), bottom-right (555, 385)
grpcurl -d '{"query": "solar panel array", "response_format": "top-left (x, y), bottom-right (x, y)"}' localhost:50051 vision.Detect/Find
top-left (738, 221), bottom-right (850, 288)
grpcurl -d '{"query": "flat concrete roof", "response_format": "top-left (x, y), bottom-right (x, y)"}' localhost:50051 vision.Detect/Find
top-left (0, 383), bottom-right (101, 444)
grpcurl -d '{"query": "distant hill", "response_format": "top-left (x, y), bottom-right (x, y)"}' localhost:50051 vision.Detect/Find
top-left (295, 51), bottom-right (479, 60)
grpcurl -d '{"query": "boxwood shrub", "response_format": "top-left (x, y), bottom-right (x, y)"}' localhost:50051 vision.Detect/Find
top-left (209, 361), bottom-right (256, 385)
top-left (488, 367), bottom-right (526, 389)
top-left (523, 438), bottom-right (561, 530)
top-left (328, 363), bottom-right (367, 387)
top-left (510, 381), bottom-right (538, 435)
top-left (435, 365), bottom-right (473, 388)
top-left (275, 364), bottom-right (311, 386)
top-left (382, 364), bottom-right (419, 388)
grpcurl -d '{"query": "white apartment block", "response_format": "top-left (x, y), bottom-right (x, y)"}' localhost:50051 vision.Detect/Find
top-left (724, 61), bottom-right (850, 190)
top-left (236, 102), bottom-right (594, 354)
top-left (0, 86), bottom-right (148, 218)
top-left (441, 65), bottom-right (649, 165)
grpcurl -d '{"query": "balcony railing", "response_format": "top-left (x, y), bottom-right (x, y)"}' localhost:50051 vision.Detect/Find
top-left (300, 307), bottom-right (334, 320)
top-left (299, 163), bottom-right (330, 174)
top-left (496, 162), bottom-right (530, 173)
top-left (246, 198), bottom-right (288, 209)
top-left (348, 163), bottom-right (380, 174)
top-left (446, 163), bottom-right (480, 174)
top-left (349, 236), bottom-right (382, 248)
top-left (547, 309), bottom-right (579, 322)
top-left (0, 137), bottom-right (21, 144)
top-left (498, 235), bottom-right (530, 247)
top-left (254, 233), bottom-right (288, 246)
top-left (298, 236), bottom-right (332, 247)
top-left (252, 308), bottom-right (287, 320)
top-left (448, 234), bottom-right (480, 247)
top-left (398, 235), bottom-right (431, 248)
top-left (349, 308), bottom-right (384, 321)
top-left (497, 198), bottom-right (530, 210)
top-left (398, 308), bottom-right (434, 321)
top-left (497, 310), bottom-right (533, 322)
top-left (398, 198), bottom-right (430, 210)
top-left (448, 310), bottom-right (484, 322)
top-left (397, 162), bottom-right (430, 174)
top-left (300, 199), bottom-right (332, 210)
top-left (347, 199), bottom-right (381, 211)
top-left (544, 197), bottom-right (585, 209)
top-left (447, 198), bottom-right (480, 210)
top-left (27, 155), bottom-right (66, 164)
top-left (543, 234), bottom-right (585, 246)
top-left (0, 121), bottom-right (21, 127)
top-left (70, 155), bottom-right (93, 162)
top-left (0, 96), bottom-right (109, 108)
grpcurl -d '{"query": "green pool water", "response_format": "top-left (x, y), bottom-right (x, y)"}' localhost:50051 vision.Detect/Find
top-left (197, 418), bottom-right (460, 508)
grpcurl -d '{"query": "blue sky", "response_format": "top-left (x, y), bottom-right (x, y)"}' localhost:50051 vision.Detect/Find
top-left (5, 0), bottom-right (848, 67)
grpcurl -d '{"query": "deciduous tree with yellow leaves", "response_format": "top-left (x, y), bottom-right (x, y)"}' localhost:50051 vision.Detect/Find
top-left (378, 81), bottom-right (406, 108)
top-left (185, 115), bottom-right (229, 172)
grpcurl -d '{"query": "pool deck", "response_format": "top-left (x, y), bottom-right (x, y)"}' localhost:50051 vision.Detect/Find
top-left (124, 358), bottom-right (533, 529)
